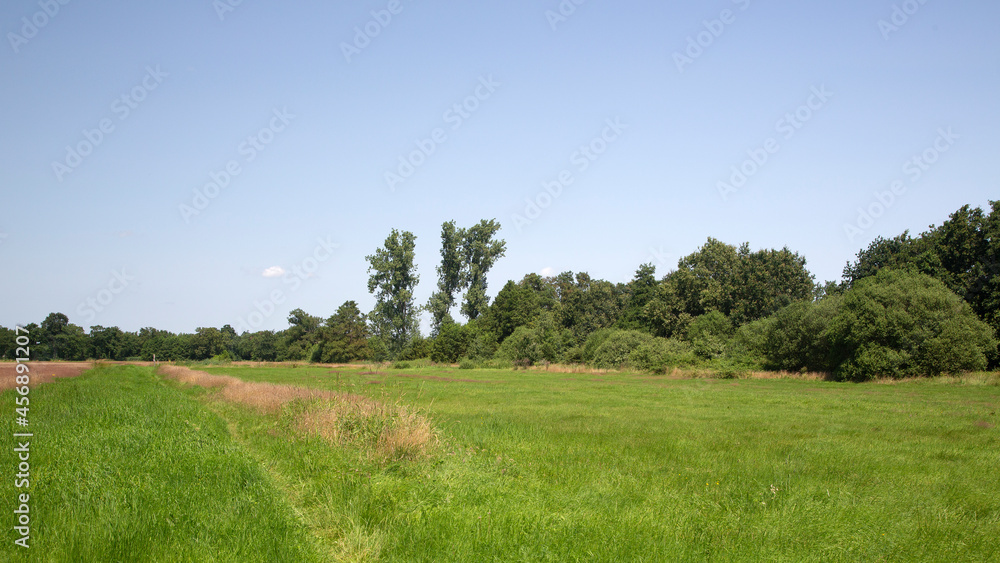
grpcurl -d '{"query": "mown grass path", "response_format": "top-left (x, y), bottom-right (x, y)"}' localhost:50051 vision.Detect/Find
top-left (1, 365), bottom-right (320, 562)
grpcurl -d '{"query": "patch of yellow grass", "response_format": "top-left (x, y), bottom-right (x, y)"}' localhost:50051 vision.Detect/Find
top-left (160, 365), bottom-right (435, 461)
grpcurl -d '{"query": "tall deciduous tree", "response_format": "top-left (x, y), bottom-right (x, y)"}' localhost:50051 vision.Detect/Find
top-left (427, 221), bottom-right (465, 334)
top-left (460, 219), bottom-right (507, 321)
top-left (427, 219), bottom-right (507, 330)
top-left (367, 229), bottom-right (420, 359)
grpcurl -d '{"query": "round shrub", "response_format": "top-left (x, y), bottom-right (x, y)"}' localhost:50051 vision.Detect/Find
top-left (686, 311), bottom-right (733, 359)
top-left (496, 326), bottom-right (542, 366)
top-left (763, 296), bottom-right (842, 373)
top-left (827, 269), bottom-right (997, 380)
top-left (429, 322), bottom-right (470, 364)
top-left (628, 338), bottom-right (697, 373)
top-left (591, 330), bottom-right (655, 369)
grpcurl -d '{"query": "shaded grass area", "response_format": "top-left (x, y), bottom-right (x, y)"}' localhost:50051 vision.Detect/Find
top-left (1, 365), bottom-right (320, 562)
top-left (201, 365), bottom-right (1000, 562)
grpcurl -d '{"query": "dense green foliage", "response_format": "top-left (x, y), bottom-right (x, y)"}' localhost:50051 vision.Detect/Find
top-left (843, 201), bottom-right (1000, 340)
top-left (315, 301), bottom-right (371, 363)
top-left (426, 219), bottom-right (507, 333)
top-left (827, 270), bottom-right (996, 380)
top-left (9, 203), bottom-right (997, 379)
top-left (366, 229), bottom-right (421, 360)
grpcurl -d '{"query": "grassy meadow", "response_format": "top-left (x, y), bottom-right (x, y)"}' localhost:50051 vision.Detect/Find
top-left (3, 363), bottom-right (1000, 561)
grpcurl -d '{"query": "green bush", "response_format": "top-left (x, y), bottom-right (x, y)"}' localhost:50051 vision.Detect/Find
top-left (762, 296), bottom-right (842, 372)
top-left (581, 329), bottom-right (617, 364)
top-left (209, 350), bottom-right (233, 364)
top-left (686, 311), bottom-right (734, 360)
top-left (464, 321), bottom-right (499, 360)
top-left (399, 334), bottom-right (431, 361)
top-left (430, 322), bottom-right (470, 364)
top-left (496, 326), bottom-right (542, 366)
top-left (827, 269), bottom-right (997, 380)
top-left (591, 330), bottom-right (656, 369)
top-left (727, 316), bottom-right (773, 366)
top-left (493, 313), bottom-right (570, 365)
top-left (628, 338), bottom-right (698, 373)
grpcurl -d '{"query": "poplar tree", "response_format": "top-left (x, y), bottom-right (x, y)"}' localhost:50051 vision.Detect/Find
top-left (367, 229), bottom-right (420, 359)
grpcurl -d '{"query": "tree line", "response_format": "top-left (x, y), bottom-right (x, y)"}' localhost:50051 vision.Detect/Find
top-left (5, 203), bottom-right (997, 380)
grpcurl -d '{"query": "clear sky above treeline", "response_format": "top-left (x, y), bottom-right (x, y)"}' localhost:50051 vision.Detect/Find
top-left (1, 0), bottom-right (998, 333)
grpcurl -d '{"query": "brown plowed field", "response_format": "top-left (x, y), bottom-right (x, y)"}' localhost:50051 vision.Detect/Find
top-left (0, 362), bottom-right (94, 391)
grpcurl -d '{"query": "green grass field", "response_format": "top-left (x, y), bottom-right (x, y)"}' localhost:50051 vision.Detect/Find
top-left (4, 363), bottom-right (1000, 561)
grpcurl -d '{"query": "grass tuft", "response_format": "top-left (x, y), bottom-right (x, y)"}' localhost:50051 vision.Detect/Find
top-left (163, 365), bottom-right (436, 462)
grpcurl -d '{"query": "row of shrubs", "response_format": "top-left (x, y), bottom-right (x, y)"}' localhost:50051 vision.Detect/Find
top-left (426, 270), bottom-right (998, 381)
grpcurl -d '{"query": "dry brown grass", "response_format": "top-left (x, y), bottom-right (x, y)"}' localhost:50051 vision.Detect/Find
top-left (0, 362), bottom-right (93, 390)
top-left (160, 365), bottom-right (435, 461)
top-left (738, 370), bottom-right (831, 381)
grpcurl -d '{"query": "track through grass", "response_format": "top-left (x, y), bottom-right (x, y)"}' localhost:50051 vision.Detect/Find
top-left (194, 365), bottom-right (1000, 561)
top-left (4, 363), bottom-right (999, 561)
top-left (1, 364), bottom-right (320, 562)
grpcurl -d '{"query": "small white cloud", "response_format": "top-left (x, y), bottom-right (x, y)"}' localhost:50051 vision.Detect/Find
top-left (262, 266), bottom-right (285, 278)
top-left (539, 267), bottom-right (556, 277)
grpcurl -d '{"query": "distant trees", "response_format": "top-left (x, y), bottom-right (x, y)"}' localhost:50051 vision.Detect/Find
top-left (367, 229), bottom-right (420, 360)
top-left (38, 313), bottom-right (88, 361)
top-left (643, 238), bottom-right (814, 337)
top-left (459, 219), bottom-right (507, 321)
top-left (317, 301), bottom-right (371, 363)
top-left (0, 326), bottom-right (14, 359)
top-left (89, 326), bottom-right (127, 361)
top-left (7, 202), bottom-right (996, 379)
top-left (483, 280), bottom-right (539, 344)
top-left (616, 264), bottom-right (658, 331)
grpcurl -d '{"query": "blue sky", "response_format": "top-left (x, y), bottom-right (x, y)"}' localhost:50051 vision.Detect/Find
top-left (2, 0), bottom-right (998, 334)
